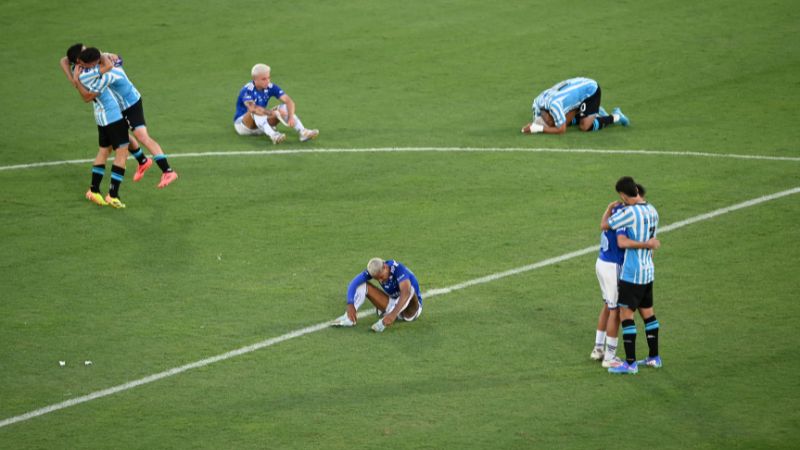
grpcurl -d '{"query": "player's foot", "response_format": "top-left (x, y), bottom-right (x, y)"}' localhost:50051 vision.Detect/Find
top-left (157, 171), bottom-right (178, 188)
top-left (612, 107), bottom-right (630, 126)
top-left (636, 355), bottom-right (662, 368)
top-left (331, 314), bottom-right (355, 327)
top-left (602, 356), bottom-right (625, 369)
top-left (598, 106), bottom-right (609, 117)
top-left (269, 132), bottom-right (286, 145)
top-left (133, 157), bottom-right (153, 182)
top-left (299, 129), bottom-right (319, 142)
top-left (590, 347), bottom-right (605, 361)
top-left (104, 195), bottom-right (126, 209)
top-left (371, 319), bottom-right (386, 333)
top-left (521, 123), bottom-right (533, 134)
top-left (608, 361), bottom-right (638, 375)
top-left (85, 189), bottom-right (108, 206)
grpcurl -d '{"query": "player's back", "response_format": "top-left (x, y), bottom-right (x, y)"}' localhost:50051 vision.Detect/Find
top-left (106, 67), bottom-right (141, 110)
top-left (78, 68), bottom-right (123, 126)
top-left (619, 203), bottom-right (659, 284)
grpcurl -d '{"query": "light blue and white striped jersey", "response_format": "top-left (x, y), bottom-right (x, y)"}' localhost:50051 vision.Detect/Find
top-left (532, 77), bottom-right (599, 128)
top-left (78, 67), bottom-right (123, 126)
top-left (81, 66), bottom-right (142, 111)
top-left (607, 202), bottom-right (659, 284)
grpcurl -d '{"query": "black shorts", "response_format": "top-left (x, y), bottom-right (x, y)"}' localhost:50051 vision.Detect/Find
top-left (618, 279), bottom-right (654, 311)
top-left (97, 119), bottom-right (130, 150)
top-left (576, 85), bottom-right (602, 119)
top-left (123, 99), bottom-right (146, 130)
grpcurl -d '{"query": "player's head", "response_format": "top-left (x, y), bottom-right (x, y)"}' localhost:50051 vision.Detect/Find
top-left (66, 43), bottom-right (84, 64)
top-left (636, 183), bottom-right (646, 198)
top-left (615, 176), bottom-right (640, 203)
top-left (77, 47), bottom-right (101, 67)
top-left (251, 63), bottom-right (271, 89)
top-left (367, 257), bottom-right (387, 280)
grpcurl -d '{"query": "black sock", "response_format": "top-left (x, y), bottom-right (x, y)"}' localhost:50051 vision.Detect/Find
top-left (621, 319), bottom-right (637, 364)
top-left (90, 164), bottom-right (105, 193)
top-left (130, 148), bottom-right (147, 165)
top-left (644, 315), bottom-right (660, 358)
top-left (109, 165), bottom-right (125, 198)
top-left (589, 116), bottom-right (615, 131)
top-left (154, 155), bottom-right (173, 173)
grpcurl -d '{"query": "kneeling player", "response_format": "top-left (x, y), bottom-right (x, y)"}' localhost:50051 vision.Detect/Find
top-left (332, 258), bottom-right (423, 332)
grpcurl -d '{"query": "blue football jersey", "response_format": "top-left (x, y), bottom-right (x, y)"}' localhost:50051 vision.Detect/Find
top-left (599, 204), bottom-right (626, 265)
top-left (532, 77), bottom-right (599, 128)
top-left (78, 67), bottom-right (123, 126)
top-left (346, 260), bottom-right (422, 305)
top-left (233, 81), bottom-right (285, 122)
top-left (105, 66), bottom-right (142, 110)
top-left (608, 202), bottom-right (660, 284)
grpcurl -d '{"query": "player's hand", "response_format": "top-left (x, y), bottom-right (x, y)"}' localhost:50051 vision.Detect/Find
top-left (607, 201), bottom-right (622, 210)
top-left (346, 304), bottom-right (357, 323)
top-left (382, 314), bottom-right (396, 326)
top-left (287, 116), bottom-right (296, 128)
top-left (646, 238), bottom-right (661, 250)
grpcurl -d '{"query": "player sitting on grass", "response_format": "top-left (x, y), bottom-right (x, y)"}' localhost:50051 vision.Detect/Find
top-left (233, 63), bottom-right (319, 144)
top-left (332, 258), bottom-right (423, 332)
top-left (521, 77), bottom-right (629, 135)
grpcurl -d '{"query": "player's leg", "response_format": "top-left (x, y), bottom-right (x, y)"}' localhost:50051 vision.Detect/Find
top-left (86, 132), bottom-right (111, 206)
top-left (636, 283), bottom-right (661, 368)
top-left (252, 113), bottom-right (286, 144)
top-left (592, 305), bottom-right (609, 360)
top-left (274, 104), bottom-right (318, 141)
top-left (609, 280), bottom-right (641, 374)
top-left (398, 292), bottom-right (422, 321)
top-left (125, 100), bottom-right (177, 187)
top-left (365, 283), bottom-right (391, 314)
top-left (105, 120), bottom-right (130, 208)
top-left (593, 259), bottom-right (616, 361)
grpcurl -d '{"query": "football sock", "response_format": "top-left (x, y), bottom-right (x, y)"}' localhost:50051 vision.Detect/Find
top-left (595, 330), bottom-right (606, 348)
top-left (621, 319), bottom-right (637, 364)
top-left (292, 115), bottom-right (305, 133)
top-left (605, 337), bottom-right (618, 359)
top-left (253, 114), bottom-right (279, 138)
top-left (90, 164), bottom-right (105, 193)
top-left (154, 154), bottom-right (173, 173)
top-left (591, 116), bottom-right (615, 131)
top-left (109, 165), bottom-right (125, 198)
top-left (644, 315), bottom-right (660, 357)
top-left (130, 148), bottom-right (147, 165)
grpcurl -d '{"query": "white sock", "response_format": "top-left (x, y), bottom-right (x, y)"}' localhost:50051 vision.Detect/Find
top-left (595, 330), bottom-right (606, 348)
top-left (292, 115), bottom-right (305, 133)
top-left (612, 113), bottom-right (621, 123)
top-left (605, 337), bottom-right (618, 359)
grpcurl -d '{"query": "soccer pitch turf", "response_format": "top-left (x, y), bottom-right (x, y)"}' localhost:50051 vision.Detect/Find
top-left (1, 0), bottom-right (799, 449)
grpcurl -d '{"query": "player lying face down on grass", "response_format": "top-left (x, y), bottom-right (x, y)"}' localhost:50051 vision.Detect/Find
top-left (331, 258), bottom-right (423, 333)
top-left (521, 77), bottom-right (630, 135)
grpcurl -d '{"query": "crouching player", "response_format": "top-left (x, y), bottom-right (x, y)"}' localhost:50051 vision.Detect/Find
top-left (332, 258), bottom-right (423, 332)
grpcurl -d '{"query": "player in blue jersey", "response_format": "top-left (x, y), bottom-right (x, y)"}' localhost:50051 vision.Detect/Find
top-left (331, 258), bottom-right (423, 332)
top-left (233, 63), bottom-right (319, 144)
top-left (73, 47), bottom-right (178, 189)
top-left (602, 177), bottom-right (662, 374)
top-left (521, 77), bottom-right (629, 135)
top-left (72, 48), bottom-right (131, 208)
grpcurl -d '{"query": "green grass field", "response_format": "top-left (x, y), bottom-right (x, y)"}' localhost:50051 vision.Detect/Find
top-left (1, 0), bottom-right (799, 448)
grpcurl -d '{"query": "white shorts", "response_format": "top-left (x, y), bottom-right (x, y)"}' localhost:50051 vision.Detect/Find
top-left (233, 115), bottom-right (263, 136)
top-left (595, 259), bottom-right (621, 308)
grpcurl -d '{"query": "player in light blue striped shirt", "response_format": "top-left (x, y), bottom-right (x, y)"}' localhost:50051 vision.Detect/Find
top-left (602, 177), bottom-right (662, 374)
top-left (521, 77), bottom-right (629, 135)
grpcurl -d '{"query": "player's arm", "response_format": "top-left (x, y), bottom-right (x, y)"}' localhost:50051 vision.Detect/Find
top-left (618, 234), bottom-right (661, 250)
top-left (60, 57), bottom-right (76, 84)
top-left (245, 100), bottom-right (271, 117)
top-left (382, 279), bottom-right (412, 327)
top-left (278, 93), bottom-right (296, 127)
top-left (601, 201), bottom-right (622, 230)
top-left (526, 110), bottom-right (568, 135)
top-left (71, 66), bottom-right (98, 102)
top-left (98, 53), bottom-right (114, 74)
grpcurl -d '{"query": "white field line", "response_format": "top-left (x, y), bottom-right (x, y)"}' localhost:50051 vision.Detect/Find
top-left (1, 186), bottom-right (798, 429)
top-left (1, 147), bottom-right (799, 172)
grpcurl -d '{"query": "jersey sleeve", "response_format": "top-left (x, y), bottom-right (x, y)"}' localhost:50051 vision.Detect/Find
top-left (346, 270), bottom-right (372, 304)
top-left (240, 87), bottom-right (255, 104)
top-left (85, 72), bottom-right (114, 94)
top-left (550, 102), bottom-right (566, 128)
top-left (269, 84), bottom-right (285, 98)
top-left (607, 208), bottom-right (633, 230)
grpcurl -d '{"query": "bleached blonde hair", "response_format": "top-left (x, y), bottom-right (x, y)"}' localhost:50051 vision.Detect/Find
top-left (251, 63), bottom-right (271, 77)
top-left (367, 258), bottom-right (385, 277)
